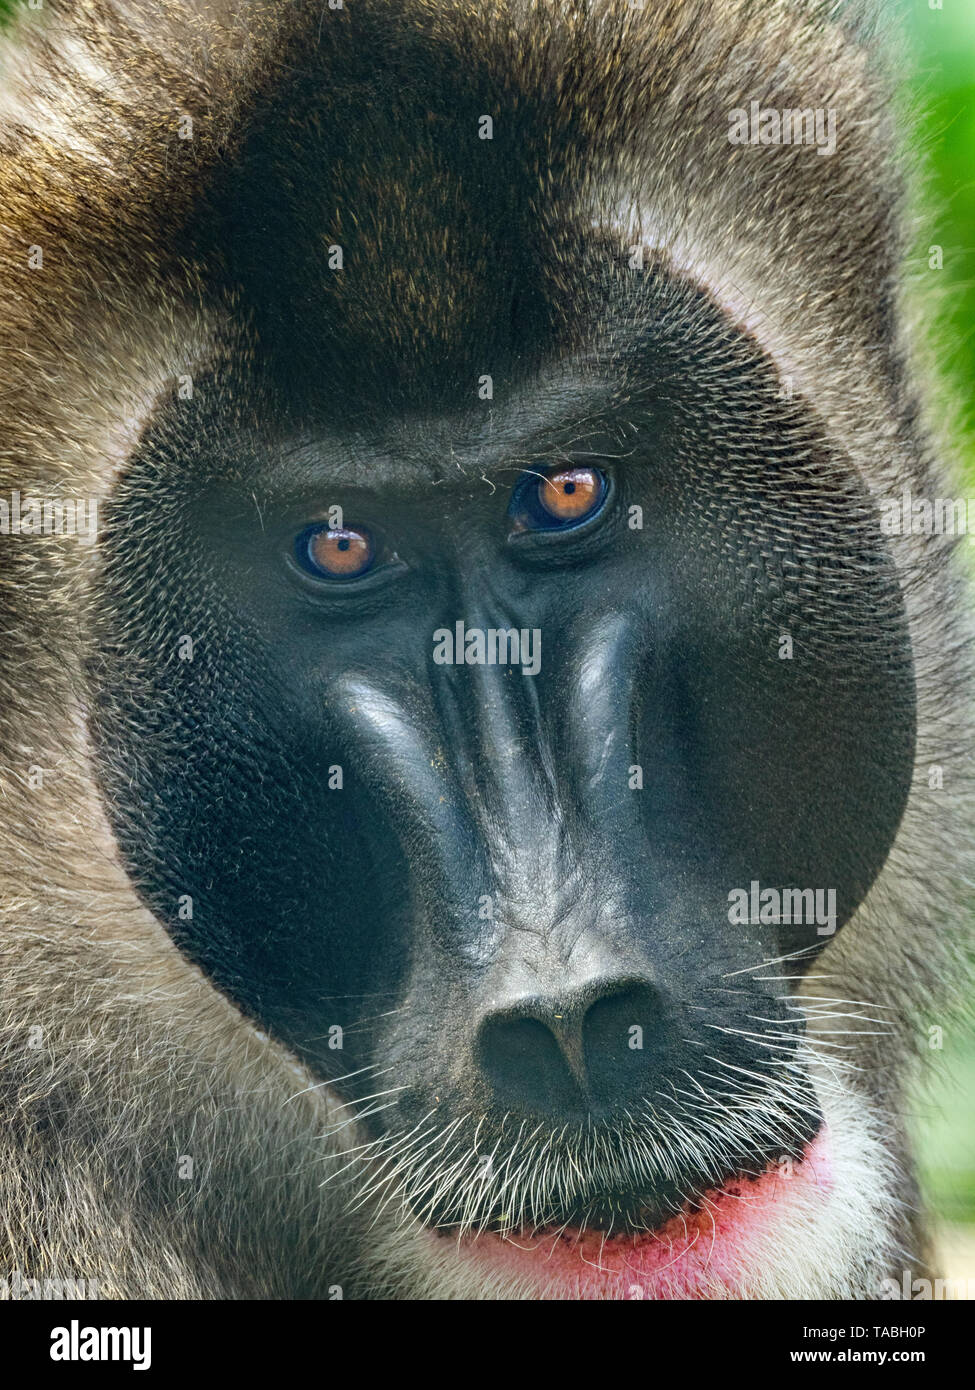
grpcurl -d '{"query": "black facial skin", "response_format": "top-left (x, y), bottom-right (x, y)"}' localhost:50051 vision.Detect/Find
top-left (90, 263), bottom-right (916, 1235)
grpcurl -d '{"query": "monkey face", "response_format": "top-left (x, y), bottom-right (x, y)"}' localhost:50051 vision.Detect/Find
top-left (88, 264), bottom-right (915, 1293)
top-left (75, 0), bottom-right (922, 1298)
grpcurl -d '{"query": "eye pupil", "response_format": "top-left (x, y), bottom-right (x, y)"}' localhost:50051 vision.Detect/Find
top-left (337, 537), bottom-right (350, 551)
top-left (563, 482), bottom-right (576, 495)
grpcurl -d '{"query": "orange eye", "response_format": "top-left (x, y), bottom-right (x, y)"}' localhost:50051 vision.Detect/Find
top-left (537, 466), bottom-right (603, 523)
top-left (301, 525), bottom-right (374, 579)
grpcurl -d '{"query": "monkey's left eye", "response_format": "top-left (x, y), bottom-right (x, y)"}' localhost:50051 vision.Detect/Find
top-left (509, 465), bottom-right (608, 532)
top-left (296, 524), bottom-right (375, 579)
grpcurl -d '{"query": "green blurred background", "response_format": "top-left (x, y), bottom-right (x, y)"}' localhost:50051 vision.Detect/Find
top-left (0, 0), bottom-right (971, 1286)
top-left (901, 0), bottom-right (975, 1286)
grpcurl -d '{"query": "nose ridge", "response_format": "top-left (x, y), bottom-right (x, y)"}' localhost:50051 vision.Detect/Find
top-left (473, 974), bottom-right (665, 1116)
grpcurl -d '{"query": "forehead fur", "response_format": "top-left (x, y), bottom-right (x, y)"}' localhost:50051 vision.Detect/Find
top-left (211, 1), bottom-right (595, 409)
top-left (207, 0), bottom-right (896, 412)
top-left (0, 0), bottom-right (896, 477)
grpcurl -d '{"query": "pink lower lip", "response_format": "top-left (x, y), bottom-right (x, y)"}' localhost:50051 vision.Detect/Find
top-left (438, 1127), bottom-right (833, 1299)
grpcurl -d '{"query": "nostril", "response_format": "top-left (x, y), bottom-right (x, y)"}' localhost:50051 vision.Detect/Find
top-left (473, 979), bottom-right (669, 1117)
top-left (581, 983), bottom-right (669, 1104)
top-left (475, 1012), bottom-right (584, 1113)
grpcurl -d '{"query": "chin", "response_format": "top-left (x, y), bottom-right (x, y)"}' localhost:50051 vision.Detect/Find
top-left (368, 1079), bottom-right (897, 1301)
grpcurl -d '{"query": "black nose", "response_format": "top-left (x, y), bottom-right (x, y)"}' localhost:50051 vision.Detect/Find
top-left (473, 979), bottom-right (669, 1116)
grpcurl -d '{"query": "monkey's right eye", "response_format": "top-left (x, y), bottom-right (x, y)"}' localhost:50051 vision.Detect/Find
top-left (508, 464), bottom-right (609, 535)
top-left (296, 524), bottom-right (375, 580)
